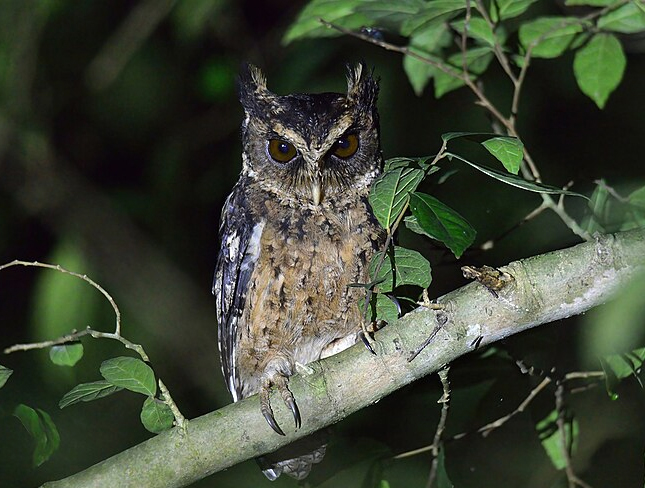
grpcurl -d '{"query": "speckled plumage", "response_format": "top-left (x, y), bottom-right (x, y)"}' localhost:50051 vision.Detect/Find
top-left (213, 63), bottom-right (385, 480)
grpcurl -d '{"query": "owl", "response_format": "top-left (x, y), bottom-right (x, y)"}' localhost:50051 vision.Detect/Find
top-left (213, 63), bottom-right (386, 480)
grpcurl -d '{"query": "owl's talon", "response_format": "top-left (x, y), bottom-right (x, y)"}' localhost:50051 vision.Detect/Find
top-left (260, 373), bottom-right (300, 435)
top-left (359, 331), bottom-right (376, 355)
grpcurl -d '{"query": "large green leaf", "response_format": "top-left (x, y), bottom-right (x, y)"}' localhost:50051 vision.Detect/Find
top-left (446, 152), bottom-right (588, 199)
top-left (491, 0), bottom-right (539, 21)
top-left (140, 397), bottom-right (174, 434)
top-left (100, 356), bottom-right (157, 397)
top-left (536, 409), bottom-right (579, 471)
top-left (481, 136), bottom-right (524, 174)
top-left (59, 380), bottom-right (124, 408)
top-left (13, 404), bottom-right (60, 467)
top-left (282, 0), bottom-right (370, 44)
top-left (574, 33), bottom-right (626, 109)
top-left (401, 0), bottom-right (465, 36)
top-left (519, 16), bottom-right (585, 58)
top-left (369, 246), bottom-right (432, 292)
top-left (0, 365), bottom-right (12, 389)
top-left (408, 192), bottom-right (476, 258)
top-left (355, 0), bottom-right (423, 30)
top-left (369, 167), bottom-right (424, 230)
top-left (597, 2), bottom-right (645, 33)
top-left (433, 47), bottom-right (494, 98)
top-left (403, 23), bottom-right (451, 96)
top-left (49, 342), bottom-right (84, 367)
top-left (450, 17), bottom-right (496, 47)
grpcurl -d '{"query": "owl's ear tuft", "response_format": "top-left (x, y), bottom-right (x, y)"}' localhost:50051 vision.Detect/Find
top-left (238, 63), bottom-right (276, 113)
top-left (346, 62), bottom-right (379, 108)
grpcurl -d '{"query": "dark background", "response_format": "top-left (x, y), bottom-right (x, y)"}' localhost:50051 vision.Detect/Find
top-left (0, 1), bottom-right (644, 487)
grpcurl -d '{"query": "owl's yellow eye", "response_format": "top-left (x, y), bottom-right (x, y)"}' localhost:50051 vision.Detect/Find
top-left (331, 134), bottom-right (359, 159)
top-left (268, 139), bottom-right (297, 163)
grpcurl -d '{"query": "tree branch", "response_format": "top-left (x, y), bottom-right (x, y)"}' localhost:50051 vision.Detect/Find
top-left (42, 229), bottom-right (645, 488)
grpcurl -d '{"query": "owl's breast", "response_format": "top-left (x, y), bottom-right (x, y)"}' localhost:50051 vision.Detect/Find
top-left (239, 191), bottom-right (385, 380)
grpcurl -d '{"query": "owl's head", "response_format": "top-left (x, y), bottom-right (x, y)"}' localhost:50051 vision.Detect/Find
top-left (237, 63), bottom-right (381, 206)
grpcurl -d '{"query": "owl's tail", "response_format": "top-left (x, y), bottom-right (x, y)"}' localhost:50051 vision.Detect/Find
top-left (257, 430), bottom-right (329, 480)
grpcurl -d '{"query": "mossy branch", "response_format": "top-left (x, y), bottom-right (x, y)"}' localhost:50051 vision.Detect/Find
top-left (43, 229), bottom-right (645, 488)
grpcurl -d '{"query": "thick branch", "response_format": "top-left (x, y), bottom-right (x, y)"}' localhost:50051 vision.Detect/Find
top-left (43, 229), bottom-right (645, 488)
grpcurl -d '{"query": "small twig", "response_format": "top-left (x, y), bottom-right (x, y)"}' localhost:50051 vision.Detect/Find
top-left (0, 260), bottom-right (122, 335)
top-left (1, 259), bottom-right (185, 426)
top-left (555, 383), bottom-right (593, 488)
top-left (425, 366), bottom-right (451, 488)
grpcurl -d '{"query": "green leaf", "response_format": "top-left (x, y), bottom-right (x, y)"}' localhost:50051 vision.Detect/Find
top-left (383, 156), bottom-right (437, 172)
top-left (401, 0), bottom-right (465, 36)
top-left (519, 16), bottom-right (585, 58)
top-left (446, 152), bottom-right (589, 199)
top-left (574, 33), bottom-right (626, 109)
top-left (598, 2), bottom-right (645, 33)
top-left (59, 380), bottom-right (124, 408)
top-left (0, 365), bottom-right (13, 388)
top-left (481, 137), bottom-right (524, 174)
top-left (433, 47), bottom-right (494, 98)
top-left (491, 0), bottom-right (538, 21)
top-left (140, 397), bottom-right (174, 434)
top-left (536, 409), bottom-right (578, 470)
top-left (13, 404), bottom-right (60, 467)
top-left (100, 356), bottom-right (157, 397)
top-left (581, 180), bottom-right (610, 234)
top-left (566, 0), bottom-right (614, 4)
top-left (408, 192), bottom-right (476, 258)
top-left (435, 445), bottom-right (454, 488)
top-left (369, 167), bottom-right (424, 230)
top-left (49, 342), bottom-right (84, 367)
top-left (602, 348), bottom-right (645, 382)
top-left (375, 293), bottom-right (400, 324)
top-left (355, 0), bottom-right (424, 29)
top-left (282, 0), bottom-right (370, 44)
top-left (450, 17), bottom-right (496, 47)
top-left (369, 246), bottom-right (432, 292)
top-left (403, 23), bottom-right (451, 96)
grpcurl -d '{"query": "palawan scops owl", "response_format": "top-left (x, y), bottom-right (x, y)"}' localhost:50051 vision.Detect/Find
top-left (213, 63), bottom-right (386, 479)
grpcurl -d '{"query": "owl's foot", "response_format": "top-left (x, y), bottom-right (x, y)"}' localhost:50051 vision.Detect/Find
top-left (260, 373), bottom-right (301, 436)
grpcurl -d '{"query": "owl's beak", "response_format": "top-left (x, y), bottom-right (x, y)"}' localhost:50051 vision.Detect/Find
top-left (311, 180), bottom-right (322, 206)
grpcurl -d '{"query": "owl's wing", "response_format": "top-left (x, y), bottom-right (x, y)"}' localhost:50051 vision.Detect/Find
top-left (212, 184), bottom-right (264, 401)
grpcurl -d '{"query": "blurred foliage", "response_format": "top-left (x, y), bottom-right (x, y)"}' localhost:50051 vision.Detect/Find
top-left (0, 0), bottom-right (644, 487)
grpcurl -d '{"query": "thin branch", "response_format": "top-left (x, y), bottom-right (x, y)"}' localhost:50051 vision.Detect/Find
top-left (425, 366), bottom-right (451, 488)
top-left (555, 383), bottom-right (593, 488)
top-left (0, 260), bottom-right (122, 335)
top-left (1, 260), bottom-right (186, 427)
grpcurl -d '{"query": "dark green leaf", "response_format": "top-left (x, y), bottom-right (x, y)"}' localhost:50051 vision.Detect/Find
top-left (597, 2), bottom-right (645, 33)
top-left (450, 17), bottom-right (496, 46)
top-left (282, 0), bottom-right (370, 44)
top-left (140, 397), bottom-right (174, 434)
top-left (375, 293), bottom-right (400, 324)
top-left (566, 0), bottom-right (614, 5)
top-left (536, 409), bottom-right (578, 470)
top-left (0, 364), bottom-right (13, 389)
top-left (13, 404), bottom-right (60, 467)
top-left (401, 0), bottom-right (465, 36)
top-left (59, 380), bottom-right (124, 408)
top-left (433, 47), bottom-right (494, 98)
top-left (581, 180), bottom-right (609, 234)
top-left (100, 356), bottom-right (157, 397)
top-left (481, 136), bottom-right (524, 174)
top-left (446, 152), bottom-right (589, 199)
top-left (574, 33), bottom-right (626, 109)
top-left (409, 192), bottom-right (476, 258)
top-left (519, 16), bottom-right (585, 58)
top-left (403, 23), bottom-right (451, 95)
top-left (49, 342), bottom-right (84, 367)
top-left (491, 0), bottom-right (539, 21)
top-left (435, 445), bottom-right (454, 488)
top-left (355, 0), bottom-right (424, 29)
top-left (369, 246), bottom-right (432, 292)
top-left (369, 167), bottom-right (424, 230)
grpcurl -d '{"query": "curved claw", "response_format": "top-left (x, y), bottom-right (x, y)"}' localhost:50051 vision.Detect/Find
top-left (284, 394), bottom-right (301, 429)
top-left (262, 406), bottom-right (286, 436)
top-left (359, 331), bottom-right (376, 355)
